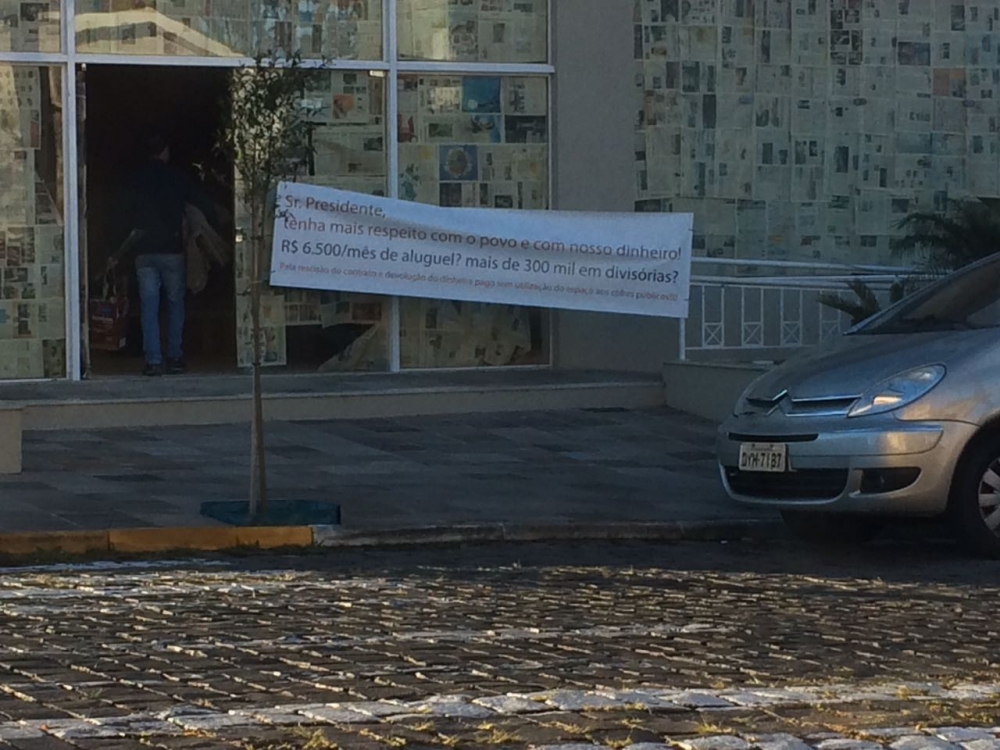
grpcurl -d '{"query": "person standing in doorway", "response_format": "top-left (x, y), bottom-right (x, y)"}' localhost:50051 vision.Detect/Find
top-left (110, 134), bottom-right (215, 376)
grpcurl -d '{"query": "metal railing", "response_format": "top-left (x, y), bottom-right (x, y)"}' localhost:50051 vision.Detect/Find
top-left (679, 257), bottom-right (914, 362)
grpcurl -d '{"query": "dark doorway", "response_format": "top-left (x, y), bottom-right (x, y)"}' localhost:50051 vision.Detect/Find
top-left (84, 64), bottom-right (236, 376)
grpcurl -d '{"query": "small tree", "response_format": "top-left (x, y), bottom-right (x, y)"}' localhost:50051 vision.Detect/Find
top-left (817, 278), bottom-right (906, 326)
top-left (220, 53), bottom-right (316, 515)
top-left (818, 199), bottom-right (1000, 327)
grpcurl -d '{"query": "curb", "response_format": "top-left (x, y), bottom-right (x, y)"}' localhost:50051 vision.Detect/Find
top-left (312, 519), bottom-right (785, 548)
top-left (0, 519), bottom-right (784, 561)
top-left (0, 527), bottom-right (314, 559)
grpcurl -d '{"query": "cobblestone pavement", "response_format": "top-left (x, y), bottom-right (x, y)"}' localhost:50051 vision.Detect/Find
top-left (0, 540), bottom-right (998, 749)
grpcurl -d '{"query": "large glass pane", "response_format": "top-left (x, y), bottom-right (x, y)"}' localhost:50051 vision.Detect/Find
top-left (75, 0), bottom-right (382, 59)
top-left (397, 74), bottom-right (549, 369)
top-left (397, 0), bottom-right (546, 63)
top-left (0, 0), bottom-right (60, 52)
top-left (0, 65), bottom-right (65, 379)
top-left (236, 69), bottom-right (389, 372)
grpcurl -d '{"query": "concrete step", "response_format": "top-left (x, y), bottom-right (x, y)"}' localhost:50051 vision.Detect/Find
top-left (0, 369), bottom-right (666, 431)
top-left (662, 361), bottom-right (768, 422)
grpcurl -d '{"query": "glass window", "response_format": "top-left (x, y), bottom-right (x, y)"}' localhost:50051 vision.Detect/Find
top-left (397, 74), bottom-right (549, 368)
top-left (0, 65), bottom-right (65, 379)
top-left (236, 70), bottom-right (390, 372)
top-left (856, 257), bottom-right (1000, 335)
top-left (75, 0), bottom-right (382, 59)
top-left (397, 0), bottom-right (547, 63)
top-left (0, 0), bottom-right (60, 52)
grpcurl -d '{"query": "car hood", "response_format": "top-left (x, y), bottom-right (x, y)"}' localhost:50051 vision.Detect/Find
top-left (746, 329), bottom-right (994, 401)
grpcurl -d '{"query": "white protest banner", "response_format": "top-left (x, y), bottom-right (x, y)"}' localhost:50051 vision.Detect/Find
top-left (270, 183), bottom-right (694, 318)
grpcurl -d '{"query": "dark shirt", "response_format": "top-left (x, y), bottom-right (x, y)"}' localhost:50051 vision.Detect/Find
top-left (125, 160), bottom-right (215, 255)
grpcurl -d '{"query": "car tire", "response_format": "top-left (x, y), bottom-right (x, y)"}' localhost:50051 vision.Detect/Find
top-left (780, 510), bottom-right (883, 545)
top-left (949, 433), bottom-right (1000, 558)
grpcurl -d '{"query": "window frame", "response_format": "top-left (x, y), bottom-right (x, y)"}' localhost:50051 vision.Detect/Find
top-left (0, 0), bottom-right (554, 379)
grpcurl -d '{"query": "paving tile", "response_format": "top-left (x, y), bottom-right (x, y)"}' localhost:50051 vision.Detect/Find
top-left (892, 739), bottom-right (962, 750)
top-left (680, 737), bottom-right (750, 750)
top-left (933, 730), bottom-right (998, 742)
top-left (817, 741), bottom-right (884, 750)
top-left (5, 407), bottom-right (769, 532)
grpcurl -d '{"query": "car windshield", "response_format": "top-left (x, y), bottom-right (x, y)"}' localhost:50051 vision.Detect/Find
top-left (855, 257), bottom-right (1000, 334)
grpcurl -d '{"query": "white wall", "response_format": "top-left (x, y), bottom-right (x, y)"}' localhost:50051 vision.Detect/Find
top-left (550, 0), bottom-right (680, 373)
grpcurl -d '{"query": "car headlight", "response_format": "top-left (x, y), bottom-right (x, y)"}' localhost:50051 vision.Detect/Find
top-left (847, 365), bottom-right (946, 418)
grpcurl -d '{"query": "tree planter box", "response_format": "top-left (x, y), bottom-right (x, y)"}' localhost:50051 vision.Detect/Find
top-left (200, 499), bottom-right (341, 527)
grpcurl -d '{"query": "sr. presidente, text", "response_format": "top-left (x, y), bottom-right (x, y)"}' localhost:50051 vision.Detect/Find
top-left (276, 240), bottom-right (682, 285)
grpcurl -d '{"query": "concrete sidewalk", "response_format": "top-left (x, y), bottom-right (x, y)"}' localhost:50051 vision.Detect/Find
top-left (0, 406), bottom-right (773, 533)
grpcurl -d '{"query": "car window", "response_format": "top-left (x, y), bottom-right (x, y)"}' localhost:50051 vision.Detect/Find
top-left (969, 298), bottom-right (1000, 328)
top-left (857, 257), bottom-right (1000, 334)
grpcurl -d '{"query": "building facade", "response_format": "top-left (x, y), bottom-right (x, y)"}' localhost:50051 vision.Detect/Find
top-left (1, 0), bottom-right (999, 382)
top-left (635, 0), bottom-right (1000, 267)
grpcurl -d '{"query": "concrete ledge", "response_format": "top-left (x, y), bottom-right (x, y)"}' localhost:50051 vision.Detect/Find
top-left (20, 380), bottom-right (666, 431)
top-left (0, 530), bottom-right (107, 556)
top-left (234, 526), bottom-right (314, 549)
top-left (0, 520), bottom-right (784, 561)
top-left (107, 526), bottom-right (314, 553)
top-left (108, 527), bottom-right (242, 553)
top-left (662, 361), bottom-right (768, 422)
top-left (0, 526), bottom-right (317, 559)
top-left (0, 405), bottom-right (23, 475)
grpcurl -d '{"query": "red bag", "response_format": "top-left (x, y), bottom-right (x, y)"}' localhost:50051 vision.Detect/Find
top-left (89, 271), bottom-right (130, 352)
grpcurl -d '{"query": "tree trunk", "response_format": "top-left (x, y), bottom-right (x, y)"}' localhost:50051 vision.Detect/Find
top-left (248, 195), bottom-right (268, 516)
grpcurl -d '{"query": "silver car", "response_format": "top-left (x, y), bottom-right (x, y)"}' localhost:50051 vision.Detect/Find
top-left (717, 252), bottom-right (1000, 556)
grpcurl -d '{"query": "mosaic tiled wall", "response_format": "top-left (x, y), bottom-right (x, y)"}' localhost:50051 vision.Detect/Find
top-left (0, 65), bottom-right (65, 379)
top-left (396, 74), bottom-right (549, 368)
top-left (0, 0), bottom-right (60, 52)
top-left (397, 0), bottom-right (547, 62)
top-left (75, 0), bottom-right (382, 58)
top-left (634, 0), bottom-right (1000, 266)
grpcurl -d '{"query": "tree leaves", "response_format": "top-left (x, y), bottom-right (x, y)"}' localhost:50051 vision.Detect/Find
top-left (819, 200), bottom-right (999, 327)
top-left (892, 199), bottom-right (1000, 274)
top-left (817, 279), bottom-right (884, 326)
top-left (216, 51), bottom-right (322, 515)
top-left (219, 51), bottom-right (321, 209)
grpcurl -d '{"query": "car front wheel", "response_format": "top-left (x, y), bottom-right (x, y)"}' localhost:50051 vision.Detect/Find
top-left (780, 510), bottom-right (883, 546)
top-left (950, 434), bottom-right (1000, 558)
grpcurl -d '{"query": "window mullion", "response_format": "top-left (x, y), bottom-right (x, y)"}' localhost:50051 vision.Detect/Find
top-left (387, 0), bottom-right (401, 372)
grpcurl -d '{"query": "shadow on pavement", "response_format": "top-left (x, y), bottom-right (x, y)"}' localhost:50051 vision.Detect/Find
top-left (229, 519), bottom-right (1000, 587)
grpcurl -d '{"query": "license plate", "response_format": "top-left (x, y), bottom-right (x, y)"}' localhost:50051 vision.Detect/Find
top-left (739, 443), bottom-right (788, 473)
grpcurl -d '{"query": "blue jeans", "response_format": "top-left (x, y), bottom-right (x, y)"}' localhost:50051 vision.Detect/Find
top-left (136, 253), bottom-right (185, 366)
